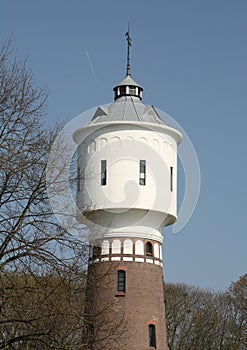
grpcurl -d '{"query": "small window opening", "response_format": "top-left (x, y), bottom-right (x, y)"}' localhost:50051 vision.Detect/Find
top-left (170, 166), bottom-right (173, 192)
top-left (120, 86), bottom-right (125, 95)
top-left (77, 167), bottom-right (80, 192)
top-left (84, 322), bottom-right (94, 344)
top-left (117, 270), bottom-right (126, 293)
top-left (86, 323), bottom-right (94, 337)
top-left (140, 160), bottom-right (146, 185)
top-left (93, 246), bottom-right (101, 259)
top-left (149, 324), bottom-right (156, 348)
top-left (101, 160), bottom-right (107, 186)
top-left (146, 242), bottom-right (153, 256)
top-left (129, 86), bottom-right (136, 95)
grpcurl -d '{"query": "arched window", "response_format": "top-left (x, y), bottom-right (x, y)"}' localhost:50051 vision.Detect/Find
top-left (148, 324), bottom-right (156, 348)
top-left (117, 270), bottom-right (126, 293)
top-left (146, 242), bottom-right (153, 256)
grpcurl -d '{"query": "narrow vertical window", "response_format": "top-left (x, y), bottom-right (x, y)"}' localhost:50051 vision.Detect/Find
top-left (120, 86), bottom-right (125, 95)
top-left (101, 160), bottom-right (107, 186)
top-left (140, 160), bottom-right (146, 185)
top-left (77, 167), bottom-right (80, 191)
top-left (149, 324), bottom-right (156, 348)
top-left (146, 242), bottom-right (153, 256)
top-left (170, 166), bottom-right (173, 192)
top-left (84, 322), bottom-right (94, 344)
top-left (117, 270), bottom-right (126, 293)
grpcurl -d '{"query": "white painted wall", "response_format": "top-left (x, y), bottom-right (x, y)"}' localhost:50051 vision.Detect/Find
top-left (74, 122), bottom-right (181, 243)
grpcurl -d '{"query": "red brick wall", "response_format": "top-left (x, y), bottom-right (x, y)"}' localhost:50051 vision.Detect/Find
top-left (84, 242), bottom-right (168, 350)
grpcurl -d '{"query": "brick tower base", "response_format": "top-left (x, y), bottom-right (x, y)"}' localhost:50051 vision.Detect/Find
top-left (83, 238), bottom-right (168, 350)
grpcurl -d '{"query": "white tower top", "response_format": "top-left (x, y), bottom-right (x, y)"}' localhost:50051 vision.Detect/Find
top-left (73, 33), bottom-right (182, 244)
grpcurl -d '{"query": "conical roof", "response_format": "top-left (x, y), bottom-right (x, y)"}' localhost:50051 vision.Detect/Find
top-left (90, 96), bottom-right (167, 125)
top-left (89, 70), bottom-right (167, 125)
top-left (115, 74), bottom-right (140, 87)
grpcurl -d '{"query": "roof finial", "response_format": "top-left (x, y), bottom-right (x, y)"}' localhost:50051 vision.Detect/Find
top-left (125, 24), bottom-right (132, 76)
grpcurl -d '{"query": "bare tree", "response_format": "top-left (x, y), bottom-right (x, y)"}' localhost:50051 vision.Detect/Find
top-left (0, 267), bottom-right (87, 349)
top-left (0, 38), bottom-right (89, 349)
top-left (165, 277), bottom-right (247, 350)
top-left (227, 274), bottom-right (247, 350)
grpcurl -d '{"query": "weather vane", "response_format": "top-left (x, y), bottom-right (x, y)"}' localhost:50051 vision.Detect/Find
top-left (125, 24), bottom-right (132, 76)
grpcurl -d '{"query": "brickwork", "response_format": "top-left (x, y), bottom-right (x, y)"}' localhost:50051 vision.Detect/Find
top-left (84, 238), bottom-right (168, 350)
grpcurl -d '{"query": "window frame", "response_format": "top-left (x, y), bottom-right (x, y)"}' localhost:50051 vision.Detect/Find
top-left (101, 160), bottom-right (107, 186)
top-left (140, 160), bottom-right (146, 186)
top-left (117, 269), bottom-right (126, 294)
top-left (146, 241), bottom-right (153, 256)
top-left (129, 86), bottom-right (136, 95)
top-left (170, 166), bottom-right (173, 192)
top-left (120, 86), bottom-right (126, 95)
top-left (77, 167), bottom-right (81, 192)
top-left (148, 324), bottom-right (156, 348)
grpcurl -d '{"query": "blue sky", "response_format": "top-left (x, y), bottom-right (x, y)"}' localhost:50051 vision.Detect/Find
top-left (1, 0), bottom-right (246, 291)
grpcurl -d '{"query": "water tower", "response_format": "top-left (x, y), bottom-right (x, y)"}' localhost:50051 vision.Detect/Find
top-left (73, 32), bottom-right (182, 350)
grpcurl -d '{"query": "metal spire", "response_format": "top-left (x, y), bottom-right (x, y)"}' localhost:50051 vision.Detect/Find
top-left (125, 24), bottom-right (132, 76)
